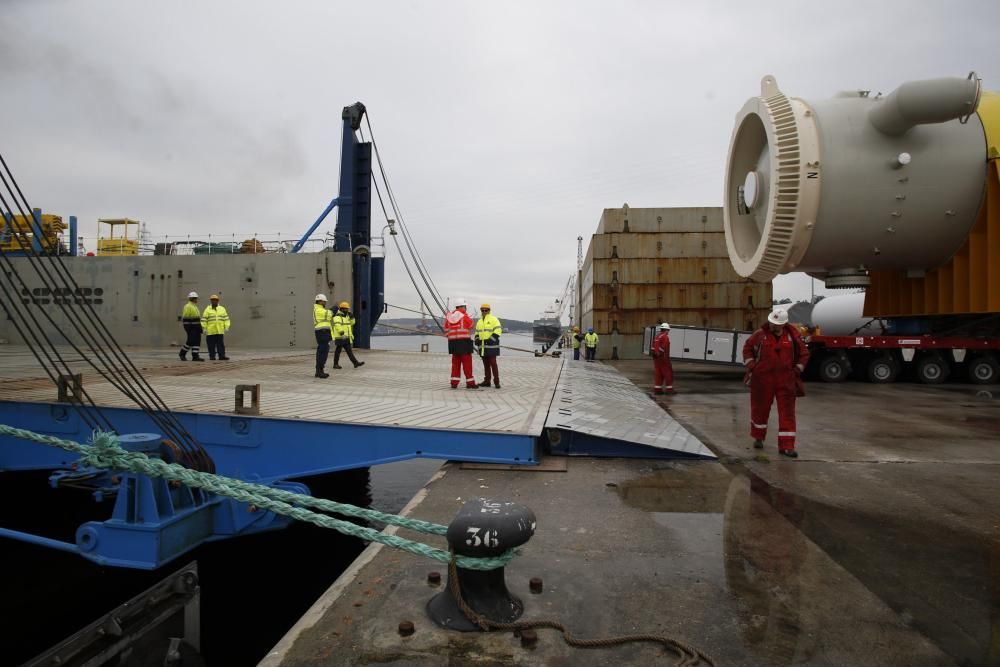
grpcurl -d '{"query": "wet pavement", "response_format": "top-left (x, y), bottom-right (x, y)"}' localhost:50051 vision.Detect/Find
top-left (262, 360), bottom-right (1000, 666)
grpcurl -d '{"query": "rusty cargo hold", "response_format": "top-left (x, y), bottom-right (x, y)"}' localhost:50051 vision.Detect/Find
top-left (578, 206), bottom-right (771, 359)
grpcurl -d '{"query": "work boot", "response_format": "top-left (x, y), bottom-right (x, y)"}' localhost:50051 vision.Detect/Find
top-left (494, 382), bottom-right (501, 389)
top-left (466, 383), bottom-right (479, 389)
top-left (479, 381), bottom-right (491, 387)
top-left (779, 449), bottom-right (798, 458)
top-left (333, 365), bottom-right (343, 370)
top-left (315, 371), bottom-right (329, 378)
top-left (354, 361), bottom-right (365, 368)
top-left (179, 350), bottom-right (187, 361)
top-left (192, 355), bottom-right (205, 362)
top-left (753, 439), bottom-right (764, 449)
top-left (220, 356), bottom-right (230, 361)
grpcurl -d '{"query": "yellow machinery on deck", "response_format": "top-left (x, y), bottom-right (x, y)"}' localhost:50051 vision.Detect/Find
top-left (97, 218), bottom-right (140, 256)
top-left (0, 212), bottom-right (66, 254)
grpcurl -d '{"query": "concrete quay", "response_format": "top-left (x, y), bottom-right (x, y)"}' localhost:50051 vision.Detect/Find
top-left (264, 360), bottom-right (999, 666)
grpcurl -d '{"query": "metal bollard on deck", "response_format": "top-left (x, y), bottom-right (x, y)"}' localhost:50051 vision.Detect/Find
top-left (426, 498), bottom-right (536, 631)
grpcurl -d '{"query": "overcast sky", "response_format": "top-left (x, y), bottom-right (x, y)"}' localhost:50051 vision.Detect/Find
top-left (2, 1), bottom-right (997, 321)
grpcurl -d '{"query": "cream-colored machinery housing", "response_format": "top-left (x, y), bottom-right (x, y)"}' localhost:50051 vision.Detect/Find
top-left (724, 74), bottom-right (986, 288)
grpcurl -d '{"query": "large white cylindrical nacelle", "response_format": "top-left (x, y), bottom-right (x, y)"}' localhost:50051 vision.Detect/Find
top-left (724, 74), bottom-right (986, 288)
top-left (811, 293), bottom-right (886, 336)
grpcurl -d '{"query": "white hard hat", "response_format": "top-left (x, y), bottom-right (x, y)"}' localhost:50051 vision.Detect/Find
top-left (315, 293), bottom-right (328, 302)
top-left (454, 297), bottom-right (467, 308)
top-left (659, 322), bottom-right (670, 330)
top-left (768, 308), bottom-right (789, 326)
top-left (188, 291), bottom-right (199, 298)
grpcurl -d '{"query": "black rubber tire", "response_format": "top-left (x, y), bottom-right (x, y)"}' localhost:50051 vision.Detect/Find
top-left (866, 355), bottom-right (899, 384)
top-left (916, 355), bottom-right (950, 384)
top-left (818, 356), bottom-right (847, 383)
top-left (967, 355), bottom-right (999, 385)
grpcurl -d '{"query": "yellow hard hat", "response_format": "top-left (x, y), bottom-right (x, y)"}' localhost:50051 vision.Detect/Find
top-left (339, 301), bottom-right (350, 309)
top-left (210, 294), bottom-right (220, 300)
top-left (480, 303), bottom-right (491, 310)
top-left (573, 326), bottom-right (580, 332)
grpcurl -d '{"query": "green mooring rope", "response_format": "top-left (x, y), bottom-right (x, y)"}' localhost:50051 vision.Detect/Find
top-left (0, 424), bottom-right (516, 571)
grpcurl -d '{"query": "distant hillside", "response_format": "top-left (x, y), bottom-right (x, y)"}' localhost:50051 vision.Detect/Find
top-left (376, 317), bottom-right (536, 333)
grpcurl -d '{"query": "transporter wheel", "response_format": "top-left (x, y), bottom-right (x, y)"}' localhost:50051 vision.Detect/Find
top-left (967, 355), bottom-right (999, 384)
top-left (818, 355), bottom-right (848, 383)
top-left (916, 354), bottom-right (950, 384)
top-left (866, 355), bottom-right (899, 384)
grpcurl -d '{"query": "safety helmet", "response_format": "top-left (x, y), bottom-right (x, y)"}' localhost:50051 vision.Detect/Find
top-left (660, 322), bottom-right (670, 330)
top-left (454, 298), bottom-right (467, 308)
top-left (587, 327), bottom-right (594, 332)
top-left (187, 291), bottom-right (198, 299)
top-left (573, 326), bottom-right (580, 332)
top-left (315, 293), bottom-right (328, 302)
top-left (339, 301), bottom-right (350, 309)
top-left (767, 308), bottom-right (789, 326)
top-left (480, 303), bottom-right (491, 310)
top-left (210, 294), bottom-right (220, 300)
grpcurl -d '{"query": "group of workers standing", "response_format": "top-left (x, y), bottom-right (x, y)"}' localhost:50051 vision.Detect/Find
top-left (444, 299), bottom-right (503, 388)
top-left (313, 294), bottom-right (365, 378)
top-left (179, 291), bottom-right (231, 361)
top-left (569, 326), bottom-right (599, 361)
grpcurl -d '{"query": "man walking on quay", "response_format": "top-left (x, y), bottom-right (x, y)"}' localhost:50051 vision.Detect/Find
top-left (313, 294), bottom-right (333, 378)
top-left (652, 322), bottom-right (673, 394)
top-left (201, 294), bottom-right (231, 360)
top-left (584, 327), bottom-right (599, 362)
top-left (179, 291), bottom-right (204, 361)
top-left (743, 308), bottom-right (810, 458)
top-left (475, 303), bottom-right (502, 388)
top-left (571, 326), bottom-right (584, 360)
top-left (444, 298), bottom-right (478, 389)
top-left (333, 301), bottom-right (365, 369)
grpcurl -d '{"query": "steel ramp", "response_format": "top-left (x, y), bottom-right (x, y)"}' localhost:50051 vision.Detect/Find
top-left (543, 360), bottom-right (715, 460)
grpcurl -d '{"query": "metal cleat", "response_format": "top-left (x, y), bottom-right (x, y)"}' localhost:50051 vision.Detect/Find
top-left (426, 497), bottom-right (536, 631)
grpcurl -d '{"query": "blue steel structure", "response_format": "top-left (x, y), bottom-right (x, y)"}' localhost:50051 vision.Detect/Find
top-left (292, 101), bottom-right (381, 348)
top-left (0, 400), bottom-right (537, 570)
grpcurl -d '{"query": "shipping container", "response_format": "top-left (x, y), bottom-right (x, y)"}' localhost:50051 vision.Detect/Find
top-left (579, 206), bottom-right (771, 359)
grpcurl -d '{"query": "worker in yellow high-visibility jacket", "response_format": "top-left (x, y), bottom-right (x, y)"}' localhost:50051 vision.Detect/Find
top-left (200, 294), bottom-right (231, 361)
top-left (179, 291), bottom-right (204, 361)
top-left (333, 301), bottom-right (364, 369)
top-left (314, 294), bottom-right (333, 378)
top-left (474, 303), bottom-right (503, 388)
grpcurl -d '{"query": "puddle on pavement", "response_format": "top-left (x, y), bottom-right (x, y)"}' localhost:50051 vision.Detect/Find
top-left (615, 462), bottom-right (997, 666)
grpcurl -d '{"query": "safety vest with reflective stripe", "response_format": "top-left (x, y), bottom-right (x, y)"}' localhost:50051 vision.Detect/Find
top-left (181, 302), bottom-right (201, 324)
top-left (314, 304), bottom-right (333, 331)
top-left (201, 305), bottom-right (230, 336)
top-left (333, 311), bottom-right (355, 343)
top-left (444, 310), bottom-right (473, 340)
top-left (584, 332), bottom-right (599, 348)
top-left (571, 333), bottom-right (582, 349)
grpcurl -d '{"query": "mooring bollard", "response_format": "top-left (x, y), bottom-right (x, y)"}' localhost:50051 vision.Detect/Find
top-left (426, 497), bottom-right (536, 631)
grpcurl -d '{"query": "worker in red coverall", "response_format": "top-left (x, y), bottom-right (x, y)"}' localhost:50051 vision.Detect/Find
top-left (651, 322), bottom-right (673, 394)
top-left (444, 298), bottom-right (478, 389)
top-left (742, 308), bottom-right (810, 458)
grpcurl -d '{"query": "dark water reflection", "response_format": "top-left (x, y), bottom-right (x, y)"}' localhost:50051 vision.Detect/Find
top-left (617, 463), bottom-right (995, 666)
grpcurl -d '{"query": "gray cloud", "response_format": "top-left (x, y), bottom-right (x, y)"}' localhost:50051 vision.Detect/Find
top-left (2, 0), bottom-right (997, 320)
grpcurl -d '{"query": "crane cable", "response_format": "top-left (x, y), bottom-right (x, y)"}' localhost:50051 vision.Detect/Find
top-left (0, 153), bottom-right (213, 471)
top-left (363, 115), bottom-right (448, 314)
top-left (358, 127), bottom-right (444, 333)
